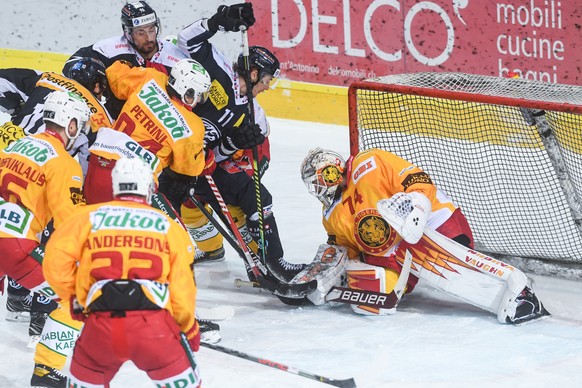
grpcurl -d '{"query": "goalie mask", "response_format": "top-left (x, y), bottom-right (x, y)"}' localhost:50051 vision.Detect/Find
top-left (300, 148), bottom-right (346, 208)
top-left (112, 157), bottom-right (155, 204)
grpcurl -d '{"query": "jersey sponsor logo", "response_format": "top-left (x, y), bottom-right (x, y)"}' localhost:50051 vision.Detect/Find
top-left (138, 80), bottom-right (192, 140)
top-left (90, 206), bottom-right (170, 233)
top-left (352, 156), bottom-right (376, 185)
top-left (125, 140), bottom-right (160, 171)
top-left (40, 318), bottom-right (80, 355)
top-left (354, 208), bottom-right (397, 254)
top-left (132, 14), bottom-right (156, 26)
top-left (69, 187), bottom-right (86, 205)
top-left (0, 122), bottom-right (25, 148)
top-left (37, 73), bottom-right (105, 116)
top-left (402, 172), bottom-right (433, 190)
top-left (208, 79), bottom-right (229, 110)
top-left (0, 200), bottom-right (33, 238)
top-left (201, 117), bottom-right (221, 144)
top-left (2, 136), bottom-right (57, 165)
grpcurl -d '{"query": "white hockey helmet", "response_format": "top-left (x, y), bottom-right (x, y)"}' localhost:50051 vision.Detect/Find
top-left (111, 156), bottom-right (155, 204)
top-left (42, 91), bottom-right (91, 150)
top-left (168, 59), bottom-right (212, 107)
top-left (300, 148), bottom-right (346, 208)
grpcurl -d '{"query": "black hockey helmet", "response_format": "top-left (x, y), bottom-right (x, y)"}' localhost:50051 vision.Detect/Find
top-left (237, 46), bottom-right (280, 82)
top-left (121, 1), bottom-right (160, 40)
top-left (66, 57), bottom-right (108, 96)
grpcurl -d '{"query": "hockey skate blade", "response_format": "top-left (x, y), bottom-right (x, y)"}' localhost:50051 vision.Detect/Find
top-left (201, 330), bottom-right (222, 345)
top-left (511, 307), bottom-right (551, 326)
top-left (5, 311), bottom-right (31, 323)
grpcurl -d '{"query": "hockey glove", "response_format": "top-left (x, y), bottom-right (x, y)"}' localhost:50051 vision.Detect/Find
top-left (377, 192), bottom-right (432, 244)
top-left (207, 3), bottom-right (255, 33)
top-left (184, 321), bottom-right (201, 352)
top-left (200, 148), bottom-right (216, 176)
top-left (221, 123), bottom-right (266, 154)
top-left (70, 296), bottom-right (87, 322)
top-left (158, 168), bottom-right (198, 210)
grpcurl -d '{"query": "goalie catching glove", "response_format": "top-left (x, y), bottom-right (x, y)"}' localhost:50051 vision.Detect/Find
top-left (377, 192), bottom-right (432, 244)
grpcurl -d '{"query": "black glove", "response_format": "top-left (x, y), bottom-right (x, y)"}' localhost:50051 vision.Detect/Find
top-left (221, 123), bottom-right (266, 152)
top-left (157, 168), bottom-right (197, 212)
top-left (207, 3), bottom-right (255, 33)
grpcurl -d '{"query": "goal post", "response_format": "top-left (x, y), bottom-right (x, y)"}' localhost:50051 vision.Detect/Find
top-left (348, 72), bottom-right (582, 279)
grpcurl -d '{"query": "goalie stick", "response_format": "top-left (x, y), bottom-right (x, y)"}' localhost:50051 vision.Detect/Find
top-left (192, 176), bottom-right (317, 298)
top-left (325, 249), bottom-right (413, 309)
top-left (201, 342), bottom-right (357, 388)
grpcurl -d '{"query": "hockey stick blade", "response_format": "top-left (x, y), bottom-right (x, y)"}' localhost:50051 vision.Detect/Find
top-left (196, 306), bottom-right (235, 321)
top-left (274, 278), bottom-right (318, 298)
top-left (201, 343), bottom-right (357, 387)
top-left (235, 275), bottom-right (318, 298)
top-left (326, 250), bottom-right (413, 309)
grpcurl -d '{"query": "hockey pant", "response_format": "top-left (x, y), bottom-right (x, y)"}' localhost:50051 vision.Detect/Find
top-left (34, 299), bottom-right (83, 369)
top-left (194, 162), bottom-right (277, 258)
top-left (181, 199), bottom-right (259, 254)
top-left (350, 208), bottom-right (474, 315)
top-left (69, 310), bottom-right (201, 388)
top-left (84, 154), bottom-right (116, 204)
top-left (0, 237), bottom-right (57, 299)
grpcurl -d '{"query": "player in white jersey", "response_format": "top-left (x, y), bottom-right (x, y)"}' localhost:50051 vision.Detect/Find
top-left (62, 1), bottom-right (188, 118)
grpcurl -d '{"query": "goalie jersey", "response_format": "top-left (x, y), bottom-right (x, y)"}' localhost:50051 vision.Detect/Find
top-left (323, 148), bottom-right (458, 259)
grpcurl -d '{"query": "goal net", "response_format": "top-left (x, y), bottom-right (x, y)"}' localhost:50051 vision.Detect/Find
top-left (348, 72), bottom-right (582, 279)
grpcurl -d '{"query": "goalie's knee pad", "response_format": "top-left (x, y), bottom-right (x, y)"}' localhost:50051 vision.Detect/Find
top-left (346, 260), bottom-right (400, 316)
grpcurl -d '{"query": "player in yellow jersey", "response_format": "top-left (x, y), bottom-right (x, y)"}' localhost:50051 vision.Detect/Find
top-left (300, 148), bottom-right (474, 314)
top-left (84, 58), bottom-right (213, 204)
top-left (43, 157), bottom-right (201, 388)
top-left (0, 91), bottom-right (91, 387)
top-left (0, 90), bottom-right (89, 293)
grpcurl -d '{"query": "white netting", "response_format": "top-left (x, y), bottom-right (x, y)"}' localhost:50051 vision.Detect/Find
top-left (350, 72), bottom-right (582, 279)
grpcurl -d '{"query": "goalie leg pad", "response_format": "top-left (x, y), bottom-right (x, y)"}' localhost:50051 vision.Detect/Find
top-left (345, 260), bottom-right (400, 315)
top-left (286, 244), bottom-right (348, 306)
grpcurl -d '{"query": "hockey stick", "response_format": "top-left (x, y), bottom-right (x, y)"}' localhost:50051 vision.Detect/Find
top-left (326, 249), bottom-right (412, 309)
top-left (187, 193), bottom-right (245, 258)
top-left (240, 27), bottom-right (267, 263)
top-left (202, 175), bottom-right (317, 298)
top-left (201, 343), bottom-right (357, 388)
